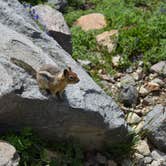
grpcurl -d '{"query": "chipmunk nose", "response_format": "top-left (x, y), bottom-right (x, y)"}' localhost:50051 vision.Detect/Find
top-left (77, 78), bottom-right (80, 83)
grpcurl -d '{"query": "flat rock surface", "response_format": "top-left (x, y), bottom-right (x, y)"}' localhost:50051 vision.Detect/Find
top-left (0, 0), bottom-right (130, 149)
top-left (144, 105), bottom-right (166, 152)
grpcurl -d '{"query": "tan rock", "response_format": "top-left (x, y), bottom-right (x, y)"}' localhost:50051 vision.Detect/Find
top-left (96, 30), bottom-right (118, 53)
top-left (139, 86), bottom-right (149, 96)
top-left (74, 13), bottom-right (107, 31)
top-left (112, 55), bottom-right (121, 67)
top-left (145, 82), bottom-right (160, 92)
top-left (126, 112), bottom-right (142, 124)
top-left (135, 140), bottom-right (150, 156)
top-left (133, 121), bottom-right (145, 133)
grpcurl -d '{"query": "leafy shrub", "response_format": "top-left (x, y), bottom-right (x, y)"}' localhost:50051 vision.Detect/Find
top-left (1, 128), bottom-right (84, 166)
top-left (65, 0), bottom-right (166, 71)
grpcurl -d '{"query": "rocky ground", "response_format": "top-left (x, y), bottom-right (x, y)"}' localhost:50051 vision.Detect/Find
top-left (70, 4), bottom-right (166, 165)
top-left (0, 0), bottom-right (165, 165)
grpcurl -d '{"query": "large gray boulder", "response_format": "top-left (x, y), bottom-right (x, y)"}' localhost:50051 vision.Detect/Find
top-left (0, 0), bottom-right (130, 149)
top-left (0, 141), bottom-right (20, 166)
top-left (144, 105), bottom-right (166, 152)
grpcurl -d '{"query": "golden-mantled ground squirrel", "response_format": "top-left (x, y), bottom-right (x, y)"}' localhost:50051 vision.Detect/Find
top-left (11, 58), bottom-right (80, 97)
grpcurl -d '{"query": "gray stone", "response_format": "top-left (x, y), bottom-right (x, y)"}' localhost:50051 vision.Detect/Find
top-left (0, 141), bottom-right (20, 166)
top-left (120, 74), bottom-right (136, 86)
top-left (151, 160), bottom-right (161, 166)
top-left (144, 105), bottom-right (166, 153)
top-left (151, 150), bottom-right (166, 162)
top-left (126, 112), bottom-right (142, 124)
top-left (0, 0), bottom-right (130, 149)
top-left (151, 78), bottom-right (165, 87)
top-left (47, 0), bottom-right (67, 11)
top-left (150, 61), bottom-right (166, 76)
top-left (32, 5), bottom-right (72, 54)
top-left (119, 85), bottom-right (138, 107)
top-left (143, 156), bottom-right (152, 164)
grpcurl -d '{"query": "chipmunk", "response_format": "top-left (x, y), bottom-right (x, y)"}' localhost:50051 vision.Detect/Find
top-left (10, 57), bottom-right (80, 97)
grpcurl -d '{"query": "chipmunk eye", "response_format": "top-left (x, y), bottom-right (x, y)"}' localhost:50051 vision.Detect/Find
top-left (69, 76), bottom-right (74, 80)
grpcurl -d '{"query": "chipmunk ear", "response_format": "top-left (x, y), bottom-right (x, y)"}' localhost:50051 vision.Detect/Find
top-left (63, 69), bottom-right (69, 77)
top-left (68, 66), bottom-right (71, 71)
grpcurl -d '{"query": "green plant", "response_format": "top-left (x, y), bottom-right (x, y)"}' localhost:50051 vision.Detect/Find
top-left (19, 0), bottom-right (47, 5)
top-left (1, 128), bottom-right (84, 166)
top-left (65, 0), bottom-right (166, 74)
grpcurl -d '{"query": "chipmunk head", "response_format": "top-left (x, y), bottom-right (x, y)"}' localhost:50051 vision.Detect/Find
top-left (63, 67), bottom-right (80, 84)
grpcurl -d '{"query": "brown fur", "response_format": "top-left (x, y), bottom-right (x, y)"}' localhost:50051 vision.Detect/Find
top-left (36, 65), bottom-right (80, 95)
top-left (10, 58), bottom-right (80, 96)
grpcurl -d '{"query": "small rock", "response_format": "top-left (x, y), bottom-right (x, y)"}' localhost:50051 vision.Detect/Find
top-left (151, 150), bottom-right (166, 162)
top-left (132, 72), bottom-right (140, 81)
top-left (77, 59), bottom-right (92, 67)
top-left (96, 30), bottom-right (118, 53)
top-left (135, 140), bottom-right (151, 156)
top-left (133, 121), bottom-right (145, 133)
top-left (114, 72), bottom-right (124, 79)
top-left (108, 160), bottom-right (117, 166)
top-left (112, 55), bottom-right (121, 67)
top-left (75, 13), bottom-right (107, 31)
top-left (143, 156), bottom-right (153, 164)
top-left (100, 74), bottom-right (115, 83)
top-left (0, 141), bottom-right (20, 166)
top-left (139, 86), bottom-right (149, 96)
top-left (150, 61), bottom-right (166, 76)
top-left (151, 78), bottom-right (164, 87)
top-left (120, 74), bottom-right (136, 86)
top-left (120, 85), bottom-right (138, 107)
top-left (145, 82), bottom-right (160, 92)
top-left (151, 160), bottom-right (161, 166)
top-left (142, 96), bottom-right (154, 106)
top-left (127, 112), bottom-right (142, 124)
top-left (149, 73), bottom-right (158, 80)
top-left (134, 153), bottom-right (144, 160)
top-left (143, 104), bottom-right (166, 153)
top-left (138, 61), bottom-right (144, 67)
top-left (126, 67), bottom-right (133, 73)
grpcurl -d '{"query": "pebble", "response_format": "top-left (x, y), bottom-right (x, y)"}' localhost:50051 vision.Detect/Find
top-left (112, 55), bottom-right (121, 67)
top-left (127, 112), bottom-right (142, 124)
top-left (133, 121), bottom-right (145, 133)
top-left (139, 86), bottom-right (149, 96)
top-left (77, 59), bottom-right (92, 66)
top-left (151, 78), bottom-right (164, 87)
top-left (151, 150), bottom-right (166, 162)
top-left (120, 85), bottom-right (138, 107)
top-left (151, 160), bottom-right (161, 166)
top-left (145, 82), bottom-right (160, 92)
top-left (120, 74), bottom-right (136, 86)
top-left (135, 140), bottom-right (151, 156)
top-left (143, 156), bottom-right (153, 164)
